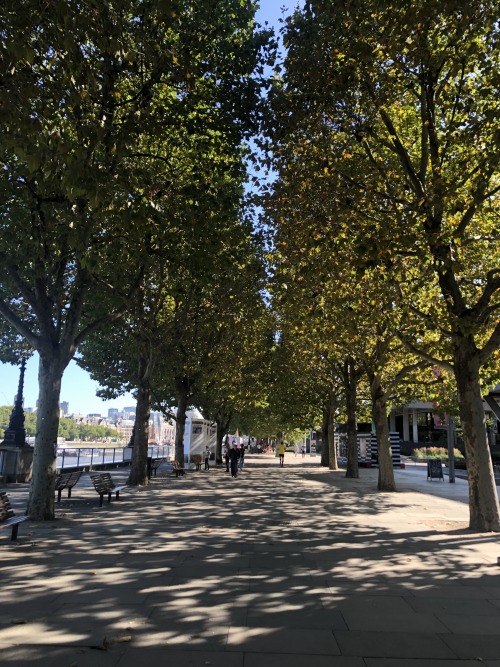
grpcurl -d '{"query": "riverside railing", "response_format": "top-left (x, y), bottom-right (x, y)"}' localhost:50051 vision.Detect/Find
top-left (56, 444), bottom-right (173, 472)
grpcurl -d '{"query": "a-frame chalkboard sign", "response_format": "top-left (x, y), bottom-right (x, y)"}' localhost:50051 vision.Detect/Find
top-left (427, 459), bottom-right (444, 481)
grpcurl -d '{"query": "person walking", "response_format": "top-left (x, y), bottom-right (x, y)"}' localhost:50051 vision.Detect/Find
top-left (204, 446), bottom-right (211, 470)
top-left (229, 444), bottom-right (239, 478)
top-left (239, 444), bottom-right (245, 471)
top-left (223, 443), bottom-right (230, 472)
top-left (301, 444), bottom-right (306, 458)
top-left (278, 440), bottom-right (285, 467)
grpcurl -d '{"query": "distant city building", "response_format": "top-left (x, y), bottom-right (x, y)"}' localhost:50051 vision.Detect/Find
top-left (123, 406), bottom-right (136, 419)
top-left (108, 408), bottom-right (119, 420)
top-left (117, 419), bottom-right (134, 442)
top-left (88, 413), bottom-right (102, 419)
top-left (149, 411), bottom-right (175, 444)
top-left (61, 401), bottom-right (69, 416)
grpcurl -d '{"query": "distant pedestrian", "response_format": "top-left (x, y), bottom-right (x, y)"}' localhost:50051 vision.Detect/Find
top-left (278, 441), bottom-right (285, 467)
top-left (229, 444), bottom-right (239, 478)
top-left (204, 446), bottom-right (211, 470)
top-left (239, 444), bottom-right (245, 470)
top-left (223, 444), bottom-right (230, 472)
top-left (301, 444), bottom-right (306, 458)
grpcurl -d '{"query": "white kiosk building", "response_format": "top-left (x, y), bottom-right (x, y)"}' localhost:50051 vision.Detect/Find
top-left (183, 408), bottom-right (217, 465)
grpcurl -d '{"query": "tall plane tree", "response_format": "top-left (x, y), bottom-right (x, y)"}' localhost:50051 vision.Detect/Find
top-left (0, 0), bottom-right (266, 519)
top-left (272, 0), bottom-right (500, 530)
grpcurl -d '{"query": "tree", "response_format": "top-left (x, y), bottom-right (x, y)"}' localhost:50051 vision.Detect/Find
top-left (269, 0), bottom-right (500, 530)
top-left (0, 0), bottom-right (268, 518)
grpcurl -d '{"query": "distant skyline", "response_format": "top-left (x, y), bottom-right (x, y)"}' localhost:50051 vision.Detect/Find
top-left (0, 0), bottom-right (295, 416)
top-left (0, 354), bottom-right (135, 415)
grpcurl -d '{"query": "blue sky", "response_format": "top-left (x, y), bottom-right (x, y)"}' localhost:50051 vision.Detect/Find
top-left (0, 0), bottom-right (297, 416)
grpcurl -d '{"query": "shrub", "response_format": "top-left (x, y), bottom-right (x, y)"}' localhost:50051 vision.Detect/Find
top-left (411, 446), bottom-right (464, 460)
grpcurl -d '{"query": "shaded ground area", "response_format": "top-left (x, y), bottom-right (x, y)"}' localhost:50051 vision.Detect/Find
top-left (1, 455), bottom-right (500, 666)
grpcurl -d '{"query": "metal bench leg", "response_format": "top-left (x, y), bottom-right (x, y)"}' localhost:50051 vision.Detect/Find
top-left (57, 489), bottom-right (62, 503)
top-left (115, 491), bottom-right (120, 501)
top-left (11, 524), bottom-right (19, 541)
top-left (107, 493), bottom-right (112, 504)
top-left (99, 494), bottom-right (104, 507)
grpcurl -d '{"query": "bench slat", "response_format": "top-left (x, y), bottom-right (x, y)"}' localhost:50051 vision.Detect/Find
top-left (90, 473), bottom-right (127, 506)
top-left (55, 471), bottom-right (82, 502)
top-left (0, 492), bottom-right (28, 541)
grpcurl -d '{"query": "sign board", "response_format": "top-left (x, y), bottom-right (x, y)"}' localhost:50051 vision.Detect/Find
top-left (427, 459), bottom-right (444, 481)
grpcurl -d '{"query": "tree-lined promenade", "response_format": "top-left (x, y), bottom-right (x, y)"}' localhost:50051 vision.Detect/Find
top-left (1, 0), bottom-right (500, 531)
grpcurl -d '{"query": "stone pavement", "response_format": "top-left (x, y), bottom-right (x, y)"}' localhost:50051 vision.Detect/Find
top-left (1, 455), bottom-right (500, 666)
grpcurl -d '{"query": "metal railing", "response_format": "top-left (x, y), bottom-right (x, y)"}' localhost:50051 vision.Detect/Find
top-left (56, 444), bottom-right (173, 471)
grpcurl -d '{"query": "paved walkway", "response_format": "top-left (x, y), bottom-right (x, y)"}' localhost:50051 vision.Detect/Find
top-left (1, 455), bottom-right (500, 666)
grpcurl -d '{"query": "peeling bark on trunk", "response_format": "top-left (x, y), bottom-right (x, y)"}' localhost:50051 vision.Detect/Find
top-left (344, 358), bottom-right (359, 479)
top-left (175, 380), bottom-right (189, 465)
top-left (321, 408), bottom-right (329, 467)
top-left (27, 353), bottom-right (64, 520)
top-left (371, 377), bottom-right (396, 492)
top-left (128, 376), bottom-right (151, 486)
top-left (326, 389), bottom-right (339, 470)
top-left (454, 343), bottom-right (500, 531)
top-left (328, 416), bottom-right (338, 470)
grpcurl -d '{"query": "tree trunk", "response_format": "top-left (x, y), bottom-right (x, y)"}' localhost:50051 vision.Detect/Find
top-left (27, 352), bottom-right (65, 520)
top-left (215, 421), bottom-right (225, 464)
top-left (328, 417), bottom-right (338, 470)
top-left (215, 412), bottom-right (231, 463)
top-left (454, 343), bottom-right (500, 531)
top-left (344, 358), bottom-right (359, 479)
top-left (371, 377), bottom-right (396, 492)
top-left (128, 375), bottom-right (151, 486)
top-left (175, 379), bottom-right (189, 465)
top-left (323, 387), bottom-right (339, 470)
top-left (321, 407), bottom-right (329, 467)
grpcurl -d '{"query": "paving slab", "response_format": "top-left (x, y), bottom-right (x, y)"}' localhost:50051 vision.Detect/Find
top-left (227, 625), bottom-right (341, 654)
top-left (405, 596), bottom-right (500, 616)
top-left (0, 646), bottom-right (122, 667)
top-left (244, 655), bottom-right (365, 667)
top-left (364, 660), bottom-right (482, 667)
top-left (340, 609), bottom-right (451, 633)
top-left (1, 456), bottom-right (500, 665)
top-left (334, 630), bottom-right (456, 659)
top-left (440, 633), bottom-right (500, 660)
top-left (116, 648), bottom-right (243, 666)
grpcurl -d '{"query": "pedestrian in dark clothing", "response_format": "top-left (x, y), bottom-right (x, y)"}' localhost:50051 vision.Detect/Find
top-left (224, 444), bottom-right (230, 472)
top-left (239, 444), bottom-right (245, 471)
top-left (229, 444), bottom-right (239, 478)
top-left (204, 447), bottom-right (211, 470)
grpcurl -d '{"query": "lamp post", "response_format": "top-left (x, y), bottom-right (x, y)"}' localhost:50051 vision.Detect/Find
top-left (2, 357), bottom-right (27, 448)
top-left (0, 357), bottom-right (34, 482)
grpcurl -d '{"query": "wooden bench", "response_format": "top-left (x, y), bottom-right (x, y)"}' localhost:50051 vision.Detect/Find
top-left (0, 491), bottom-right (28, 541)
top-left (191, 454), bottom-right (202, 471)
top-left (55, 471), bottom-right (82, 502)
top-left (172, 461), bottom-right (185, 478)
top-left (90, 473), bottom-right (127, 507)
top-left (149, 457), bottom-right (165, 478)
